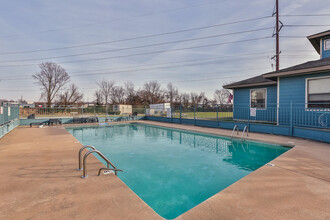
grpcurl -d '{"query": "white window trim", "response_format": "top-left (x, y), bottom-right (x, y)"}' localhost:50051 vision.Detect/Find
top-left (324, 38), bottom-right (330, 51)
top-left (250, 88), bottom-right (267, 110)
top-left (305, 75), bottom-right (330, 111)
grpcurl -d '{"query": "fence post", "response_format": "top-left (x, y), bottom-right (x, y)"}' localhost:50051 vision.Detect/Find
top-left (289, 102), bottom-right (293, 136)
top-left (216, 104), bottom-right (219, 121)
top-left (194, 105), bottom-right (196, 125)
top-left (248, 106), bottom-right (250, 128)
top-left (180, 105), bottom-right (182, 123)
top-left (171, 105), bottom-right (173, 123)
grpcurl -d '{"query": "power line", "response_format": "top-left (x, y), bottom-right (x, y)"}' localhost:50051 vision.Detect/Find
top-left (0, 36), bottom-right (273, 67)
top-left (1, 54), bottom-right (317, 83)
top-left (0, 16), bottom-right (273, 55)
top-left (0, 68), bottom-right (271, 92)
top-left (0, 51), bottom-right (314, 78)
top-left (69, 51), bottom-right (274, 74)
top-left (0, 51), bottom-right (275, 79)
top-left (280, 14), bottom-right (330, 17)
top-left (84, 72), bottom-right (268, 89)
top-left (0, 27), bottom-right (274, 63)
top-left (284, 24), bottom-right (330, 27)
top-left (0, 53), bottom-right (274, 81)
top-left (0, 0), bottom-right (228, 39)
top-left (280, 36), bottom-right (306, 38)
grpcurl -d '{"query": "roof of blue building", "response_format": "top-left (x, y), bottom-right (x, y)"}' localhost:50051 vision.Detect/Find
top-left (223, 57), bottom-right (330, 89)
top-left (223, 74), bottom-right (276, 89)
top-left (263, 56), bottom-right (330, 78)
top-left (307, 30), bottom-right (330, 54)
top-left (223, 30), bottom-right (330, 90)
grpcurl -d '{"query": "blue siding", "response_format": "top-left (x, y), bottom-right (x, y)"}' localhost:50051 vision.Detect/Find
top-left (321, 37), bottom-right (330, 59)
top-left (279, 71), bottom-right (330, 107)
top-left (233, 85), bottom-right (277, 122)
top-left (278, 72), bottom-right (330, 127)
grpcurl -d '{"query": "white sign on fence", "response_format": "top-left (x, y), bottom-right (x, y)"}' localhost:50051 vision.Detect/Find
top-left (8, 107), bottom-right (11, 116)
top-left (0, 107), bottom-right (3, 114)
top-left (250, 108), bottom-right (256, 117)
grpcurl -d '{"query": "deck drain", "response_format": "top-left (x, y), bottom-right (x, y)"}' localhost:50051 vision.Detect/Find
top-left (266, 163), bottom-right (275, 167)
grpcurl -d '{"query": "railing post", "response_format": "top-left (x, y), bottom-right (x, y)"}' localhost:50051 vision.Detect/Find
top-left (194, 105), bottom-right (196, 125)
top-left (171, 105), bottom-right (173, 122)
top-left (180, 105), bottom-right (182, 123)
top-left (248, 106), bottom-right (250, 128)
top-left (289, 102), bottom-right (293, 136)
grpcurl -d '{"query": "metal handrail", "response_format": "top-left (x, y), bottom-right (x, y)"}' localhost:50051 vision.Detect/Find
top-left (77, 145), bottom-right (96, 171)
top-left (81, 149), bottom-right (123, 178)
top-left (231, 125), bottom-right (239, 138)
top-left (241, 125), bottom-right (249, 140)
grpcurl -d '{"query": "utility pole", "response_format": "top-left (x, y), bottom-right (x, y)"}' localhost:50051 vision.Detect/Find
top-left (272, 0), bottom-right (282, 71)
top-left (275, 0), bottom-right (279, 71)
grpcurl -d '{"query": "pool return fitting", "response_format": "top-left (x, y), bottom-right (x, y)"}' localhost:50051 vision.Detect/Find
top-left (77, 145), bottom-right (123, 179)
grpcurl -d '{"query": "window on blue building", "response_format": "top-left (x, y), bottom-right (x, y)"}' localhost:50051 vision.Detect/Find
top-left (325, 39), bottom-right (330, 50)
top-left (307, 76), bottom-right (330, 108)
top-left (250, 88), bottom-right (267, 109)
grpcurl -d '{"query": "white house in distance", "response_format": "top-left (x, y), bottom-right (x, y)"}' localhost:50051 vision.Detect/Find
top-left (113, 104), bottom-right (132, 115)
top-left (147, 103), bottom-right (171, 117)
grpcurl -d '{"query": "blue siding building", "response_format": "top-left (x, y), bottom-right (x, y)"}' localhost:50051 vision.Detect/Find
top-left (224, 30), bottom-right (330, 129)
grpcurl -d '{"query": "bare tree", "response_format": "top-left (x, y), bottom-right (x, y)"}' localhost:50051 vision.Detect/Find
top-left (94, 90), bottom-right (103, 105)
top-left (190, 92), bottom-right (205, 106)
top-left (58, 84), bottom-right (83, 106)
top-left (124, 81), bottom-right (135, 104)
top-left (201, 97), bottom-right (209, 107)
top-left (141, 80), bottom-right (164, 104)
top-left (165, 82), bottom-right (179, 104)
top-left (179, 92), bottom-right (190, 108)
top-left (111, 86), bottom-right (126, 104)
top-left (214, 89), bottom-right (231, 105)
top-left (33, 62), bottom-right (70, 106)
top-left (97, 80), bottom-right (115, 105)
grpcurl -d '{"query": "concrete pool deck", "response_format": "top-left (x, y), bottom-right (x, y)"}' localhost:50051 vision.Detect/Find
top-left (0, 121), bottom-right (329, 219)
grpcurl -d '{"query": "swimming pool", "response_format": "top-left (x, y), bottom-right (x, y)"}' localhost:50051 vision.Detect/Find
top-left (67, 123), bottom-right (289, 219)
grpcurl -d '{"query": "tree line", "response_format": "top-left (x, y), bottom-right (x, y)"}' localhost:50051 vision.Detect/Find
top-left (33, 62), bottom-right (232, 107)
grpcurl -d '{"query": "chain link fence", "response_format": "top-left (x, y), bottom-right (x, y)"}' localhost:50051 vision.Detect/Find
top-left (19, 105), bottom-right (146, 119)
top-left (0, 103), bottom-right (20, 125)
top-left (145, 103), bottom-right (330, 129)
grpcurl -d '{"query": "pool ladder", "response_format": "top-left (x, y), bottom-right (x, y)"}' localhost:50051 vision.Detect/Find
top-left (77, 145), bottom-right (123, 179)
top-left (241, 125), bottom-right (249, 140)
top-left (231, 125), bottom-right (249, 141)
top-left (231, 125), bottom-right (239, 138)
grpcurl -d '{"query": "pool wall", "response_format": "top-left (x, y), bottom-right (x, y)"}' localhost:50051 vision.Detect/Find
top-left (144, 116), bottom-right (330, 143)
top-left (17, 115), bottom-right (330, 143)
top-left (19, 116), bottom-right (144, 126)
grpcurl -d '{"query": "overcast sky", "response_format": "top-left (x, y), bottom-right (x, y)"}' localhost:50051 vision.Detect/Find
top-left (0, 0), bottom-right (329, 102)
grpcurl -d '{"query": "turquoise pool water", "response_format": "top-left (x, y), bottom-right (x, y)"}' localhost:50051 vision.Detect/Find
top-left (67, 123), bottom-right (288, 219)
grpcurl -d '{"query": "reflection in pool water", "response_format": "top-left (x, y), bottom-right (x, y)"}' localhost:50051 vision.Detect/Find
top-left (67, 123), bottom-right (288, 219)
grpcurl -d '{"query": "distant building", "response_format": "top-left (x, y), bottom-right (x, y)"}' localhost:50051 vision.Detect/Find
top-left (113, 104), bottom-right (132, 114)
top-left (20, 102), bottom-right (35, 108)
top-left (223, 30), bottom-right (330, 127)
top-left (147, 103), bottom-right (171, 117)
